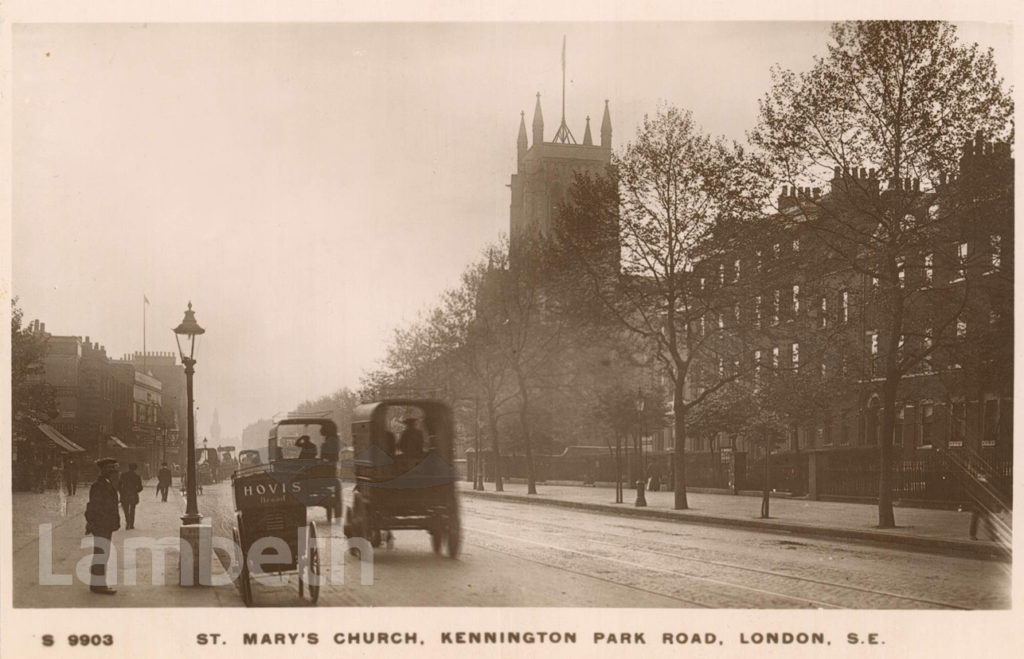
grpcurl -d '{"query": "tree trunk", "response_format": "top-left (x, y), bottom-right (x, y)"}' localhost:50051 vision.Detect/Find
top-left (514, 369), bottom-right (537, 495)
top-left (673, 381), bottom-right (689, 510)
top-left (761, 432), bottom-right (771, 518)
top-left (877, 278), bottom-right (903, 529)
top-left (615, 434), bottom-right (623, 503)
top-left (878, 376), bottom-right (898, 528)
top-left (486, 400), bottom-right (503, 492)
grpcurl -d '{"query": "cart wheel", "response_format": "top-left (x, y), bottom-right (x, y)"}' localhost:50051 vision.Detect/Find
top-left (232, 527), bottom-right (253, 607)
top-left (430, 530), bottom-right (443, 554)
top-left (308, 523), bottom-right (321, 604)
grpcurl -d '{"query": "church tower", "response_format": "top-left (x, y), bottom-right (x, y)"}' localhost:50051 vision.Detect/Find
top-left (509, 93), bottom-right (614, 262)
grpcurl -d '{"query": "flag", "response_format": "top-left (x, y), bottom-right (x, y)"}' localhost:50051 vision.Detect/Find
top-left (144, 295), bottom-right (150, 305)
top-left (562, 35), bottom-right (566, 71)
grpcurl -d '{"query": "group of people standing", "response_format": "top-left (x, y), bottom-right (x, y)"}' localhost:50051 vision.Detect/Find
top-left (83, 458), bottom-right (175, 595)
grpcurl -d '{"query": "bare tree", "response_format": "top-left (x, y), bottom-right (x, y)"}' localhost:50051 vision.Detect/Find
top-left (557, 105), bottom-right (771, 509)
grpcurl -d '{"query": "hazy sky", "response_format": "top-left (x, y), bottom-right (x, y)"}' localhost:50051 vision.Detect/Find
top-left (11, 22), bottom-right (1012, 438)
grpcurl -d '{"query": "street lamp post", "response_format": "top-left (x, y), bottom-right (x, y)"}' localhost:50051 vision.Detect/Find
top-left (635, 386), bottom-right (647, 507)
top-left (173, 302), bottom-right (204, 526)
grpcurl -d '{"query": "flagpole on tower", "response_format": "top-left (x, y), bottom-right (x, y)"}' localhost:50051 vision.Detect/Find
top-left (562, 34), bottom-right (566, 124)
top-left (552, 35), bottom-right (575, 144)
top-left (143, 294), bottom-right (149, 371)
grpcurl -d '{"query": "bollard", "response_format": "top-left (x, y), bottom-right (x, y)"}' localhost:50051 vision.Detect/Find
top-left (634, 480), bottom-right (647, 507)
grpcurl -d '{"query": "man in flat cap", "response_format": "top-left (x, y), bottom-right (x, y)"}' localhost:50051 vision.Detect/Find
top-left (85, 458), bottom-right (120, 594)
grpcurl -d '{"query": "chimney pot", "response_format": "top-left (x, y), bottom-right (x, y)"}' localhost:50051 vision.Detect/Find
top-left (869, 168), bottom-right (876, 179)
top-left (813, 187), bottom-right (821, 198)
top-left (833, 166), bottom-right (842, 179)
top-left (859, 167), bottom-right (867, 179)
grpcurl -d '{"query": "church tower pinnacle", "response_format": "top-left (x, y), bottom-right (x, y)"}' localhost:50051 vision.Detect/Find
top-left (600, 100), bottom-right (612, 149)
top-left (532, 93), bottom-right (544, 146)
top-left (582, 116), bottom-right (593, 146)
top-left (517, 111), bottom-right (528, 165)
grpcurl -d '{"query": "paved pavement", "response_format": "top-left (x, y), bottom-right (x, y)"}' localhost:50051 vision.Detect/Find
top-left (459, 481), bottom-right (1011, 561)
top-left (12, 480), bottom-right (235, 607)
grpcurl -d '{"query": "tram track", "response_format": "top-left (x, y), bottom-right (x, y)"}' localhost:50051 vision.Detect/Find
top-left (465, 501), bottom-right (975, 609)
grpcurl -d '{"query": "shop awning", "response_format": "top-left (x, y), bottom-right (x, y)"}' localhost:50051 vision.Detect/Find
top-left (37, 424), bottom-right (85, 453)
top-left (107, 436), bottom-right (129, 449)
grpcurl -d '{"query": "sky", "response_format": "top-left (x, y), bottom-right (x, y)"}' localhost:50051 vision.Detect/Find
top-left (11, 22), bottom-right (1012, 439)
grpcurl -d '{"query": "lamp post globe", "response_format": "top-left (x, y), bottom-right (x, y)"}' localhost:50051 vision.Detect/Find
top-left (173, 302), bottom-right (205, 526)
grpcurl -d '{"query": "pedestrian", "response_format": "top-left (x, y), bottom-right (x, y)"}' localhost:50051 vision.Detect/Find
top-left (85, 458), bottom-right (120, 594)
top-left (320, 429), bottom-right (341, 462)
top-left (646, 460), bottom-right (661, 492)
top-left (398, 418), bottom-right (425, 456)
top-left (64, 457), bottom-right (79, 496)
top-left (968, 474), bottom-right (998, 541)
top-left (156, 462), bottom-right (172, 502)
top-left (295, 435), bottom-right (318, 460)
top-left (118, 463), bottom-right (143, 530)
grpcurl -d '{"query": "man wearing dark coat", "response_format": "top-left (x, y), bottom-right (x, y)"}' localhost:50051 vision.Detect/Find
top-left (156, 462), bottom-right (172, 502)
top-left (85, 458), bottom-right (120, 594)
top-left (398, 418), bottom-right (425, 457)
top-left (118, 463), bottom-right (144, 529)
top-left (64, 457), bottom-right (79, 496)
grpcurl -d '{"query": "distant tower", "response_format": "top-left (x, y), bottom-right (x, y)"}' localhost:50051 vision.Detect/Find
top-left (210, 408), bottom-right (221, 444)
top-left (509, 55), bottom-right (615, 267)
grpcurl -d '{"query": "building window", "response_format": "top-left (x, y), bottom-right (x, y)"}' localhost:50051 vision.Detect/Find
top-left (772, 290), bottom-right (780, 325)
top-left (718, 312), bottom-right (725, 330)
top-left (755, 296), bottom-right (762, 328)
top-left (698, 317), bottom-right (705, 337)
top-left (772, 347), bottom-right (780, 370)
top-left (754, 350), bottom-right (763, 385)
top-left (920, 403), bottom-right (934, 448)
top-left (866, 399), bottom-right (879, 445)
top-left (733, 258), bottom-right (741, 282)
top-left (955, 241), bottom-right (968, 281)
top-left (950, 401), bottom-right (966, 448)
top-left (990, 234), bottom-right (1001, 271)
top-left (792, 284), bottom-right (800, 316)
top-left (957, 317), bottom-right (967, 339)
top-left (819, 296), bottom-right (827, 328)
top-left (982, 398), bottom-right (999, 447)
top-left (924, 253), bottom-right (933, 285)
top-left (840, 412), bottom-right (851, 445)
top-left (718, 357), bottom-right (725, 378)
top-left (718, 263), bottom-right (725, 286)
top-left (791, 342), bottom-right (800, 371)
top-left (773, 242), bottom-right (780, 258)
top-left (894, 405), bottom-right (905, 447)
top-left (755, 250), bottom-right (763, 273)
top-left (733, 303), bottom-right (740, 324)
top-left (792, 238), bottom-right (800, 253)
top-left (869, 331), bottom-right (879, 376)
top-left (922, 331), bottom-right (933, 372)
top-left (841, 291), bottom-right (849, 323)
top-left (871, 275), bottom-right (879, 289)
top-left (820, 362), bottom-right (827, 378)
top-left (700, 277), bottom-right (706, 292)
top-left (896, 257), bottom-right (905, 286)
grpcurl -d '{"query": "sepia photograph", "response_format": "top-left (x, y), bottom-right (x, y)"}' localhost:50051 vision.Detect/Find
top-left (2, 5), bottom-right (1018, 656)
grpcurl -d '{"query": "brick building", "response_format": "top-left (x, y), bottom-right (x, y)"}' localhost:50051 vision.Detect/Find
top-left (684, 134), bottom-right (1013, 502)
